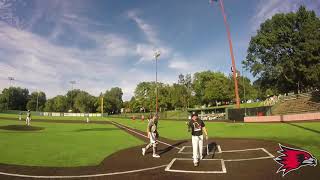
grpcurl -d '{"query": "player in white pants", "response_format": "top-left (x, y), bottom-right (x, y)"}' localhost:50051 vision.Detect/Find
top-left (26, 110), bottom-right (31, 126)
top-left (142, 115), bottom-right (160, 158)
top-left (188, 113), bottom-right (208, 167)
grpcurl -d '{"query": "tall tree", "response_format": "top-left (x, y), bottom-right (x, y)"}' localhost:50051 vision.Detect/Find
top-left (193, 71), bottom-right (233, 106)
top-left (169, 83), bottom-right (187, 109)
top-left (66, 89), bottom-right (82, 112)
top-left (104, 87), bottom-right (123, 114)
top-left (44, 99), bottom-right (55, 112)
top-left (26, 91), bottom-right (46, 111)
top-left (53, 95), bottom-right (68, 112)
top-left (0, 87), bottom-right (29, 110)
top-left (74, 91), bottom-right (97, 113)
top-left (243, 6), bottom-right (320, 93)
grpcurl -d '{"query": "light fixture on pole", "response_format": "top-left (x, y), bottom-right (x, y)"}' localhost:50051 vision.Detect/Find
top-left (8, 77), bottom-right (14, 87)
top-left (154, 50), bottom-right (160, 114)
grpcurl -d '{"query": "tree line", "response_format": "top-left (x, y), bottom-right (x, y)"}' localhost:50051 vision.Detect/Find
top-left (0, 87), bottom-right (123, 114)
top-left (0, 71), bottom-right (259, 113)
top-left (125, 71), bottom-right (258, 113)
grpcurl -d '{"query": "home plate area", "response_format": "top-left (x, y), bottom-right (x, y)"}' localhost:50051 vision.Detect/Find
top-left (166, 143), bottom-right (274, 173)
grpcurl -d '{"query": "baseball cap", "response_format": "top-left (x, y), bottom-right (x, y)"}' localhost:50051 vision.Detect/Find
top-left (191, 113), bottom-right (198, 118)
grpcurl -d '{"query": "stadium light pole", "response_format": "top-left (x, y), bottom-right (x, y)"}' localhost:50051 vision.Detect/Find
top-left (154, 50), bottom-right (161, 114)
top-left (7, 77), bottom-right (14, 110)
top-left (69, 81), bottom-right (76, 111)
top-left (210, 0), bottom-right (240, 108)
top-left (36, 90), bottom-right (39, 112)
top-left (8, 77), bottom-right (14, 87)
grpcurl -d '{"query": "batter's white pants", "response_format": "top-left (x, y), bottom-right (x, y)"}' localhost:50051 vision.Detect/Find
top-left (192, 135), bottom-right (203, 163)
top-left (26, 117), bottom-right (31, 126)
top-left (145, 133), bottom-right (157, 155)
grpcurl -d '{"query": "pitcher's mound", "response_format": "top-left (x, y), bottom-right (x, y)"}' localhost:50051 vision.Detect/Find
top-left (0, 125), bottom-right (44, 131)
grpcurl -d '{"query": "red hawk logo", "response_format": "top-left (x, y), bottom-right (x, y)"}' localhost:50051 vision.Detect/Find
top-left (274, 144), bottom-right (317, 176)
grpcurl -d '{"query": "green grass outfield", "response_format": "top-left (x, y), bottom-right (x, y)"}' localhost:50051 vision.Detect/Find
top-left (0, 113), bottom-right (110, 121)
top-left (0, 119), bottom-right (143, 167)
top-left (112, 118), bottom-right (320, 159)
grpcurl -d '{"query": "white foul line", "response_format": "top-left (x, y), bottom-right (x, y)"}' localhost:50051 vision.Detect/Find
top-left (111, 121), bottom-right (181, 150)
top-left (177, 145), bottom-right (221, 155)
top-left (165, 158), bottom-right (227, 174)
top-left (0, 164), bottom-right (168, 179)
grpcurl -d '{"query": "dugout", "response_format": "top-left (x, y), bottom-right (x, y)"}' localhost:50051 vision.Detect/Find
top-left (227, 106), bottom-right (272, 122)
top-left (187, 106), bottom-right (227, 120)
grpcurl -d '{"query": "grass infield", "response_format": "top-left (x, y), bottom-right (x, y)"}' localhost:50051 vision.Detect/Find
top-left (0, 119), bottom-right (143, 167)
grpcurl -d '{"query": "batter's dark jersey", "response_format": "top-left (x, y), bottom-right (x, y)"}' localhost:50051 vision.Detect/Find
top-left (188, 119), bottom-right (205, 136)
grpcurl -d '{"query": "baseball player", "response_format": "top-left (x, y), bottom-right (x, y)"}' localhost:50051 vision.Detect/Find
top-left (141, 115), bottom-right (160, 158)
top-left (188, 113), bottom-right (208, 167)
top-left (19, 111), bottom-right (22, 121)
top-left (26, 110), bottom-right (31, 126)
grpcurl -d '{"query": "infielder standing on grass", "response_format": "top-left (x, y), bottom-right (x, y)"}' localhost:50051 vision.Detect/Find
top-left (26, 110), bottom-right (31, 126)
top-left (142, 115), bottom-right (160, 158)
top-left (188, 113), bottom-right (208, 167)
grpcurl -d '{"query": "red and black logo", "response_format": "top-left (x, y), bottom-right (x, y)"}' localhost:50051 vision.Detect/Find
top-left (274, 144), bottom-right (317, 177)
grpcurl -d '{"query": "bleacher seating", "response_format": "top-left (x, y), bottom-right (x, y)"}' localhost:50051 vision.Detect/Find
top-left (271, 92), bottom-right (320, 115)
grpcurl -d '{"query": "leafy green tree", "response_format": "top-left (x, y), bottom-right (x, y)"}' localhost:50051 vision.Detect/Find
top-left (134, 82), bottom-right (155, 112)
top-left (244, 6), bottom-right (320, 93)
top-left (203, 73), bottom-right (232, 105)
top-left (169, 83), bottom-right (187, 109)
top-left (66, 89), bottom-right (82, 112)
top-left (239, 77), bottom-right (258, 101)
top-left (44, 99), bottom-right (55, 112)
top-left (26, 91), bottom-right (46, 111)
top-left (104, 87), bottom-right (123, 114)
top-left (53, 95), bottom-right (68, 112)
top-left (129, 97), bottom-right (141, 113)
top-left (0, 87), bottom-right (29, 110)
top-left (193, 71), bottom-right (233, 106)
top-left (74, 91), bottom-right (97, 113)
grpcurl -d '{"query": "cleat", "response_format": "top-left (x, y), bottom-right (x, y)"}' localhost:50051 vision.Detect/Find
top-left (142, 148), bottom-right (146, 156)
top-left (152, 154), bottom-right (160, 158)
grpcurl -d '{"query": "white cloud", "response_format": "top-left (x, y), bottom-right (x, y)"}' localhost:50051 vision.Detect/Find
top-left (0, 21), bottom-right (129, 98)
top-left (128, 10), bottom-right (159, 45)
top-left (251, 0), bottom-right (320, 32)
top-left (168, 56), bottom-right (193, 71)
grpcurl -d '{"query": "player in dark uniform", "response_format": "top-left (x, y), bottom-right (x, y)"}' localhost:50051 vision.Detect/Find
top-left (142, 115), bottom-right (160, 158)
top-left (188, 113), bottom-right (208, 167)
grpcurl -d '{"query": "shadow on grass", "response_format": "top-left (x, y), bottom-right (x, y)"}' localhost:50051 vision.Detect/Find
top-left (283, 122), bottom-right (320, 135)
top-left (0, 125), bottom-right (44, 131)
top-left (75, 128), bottom-right (119, 132)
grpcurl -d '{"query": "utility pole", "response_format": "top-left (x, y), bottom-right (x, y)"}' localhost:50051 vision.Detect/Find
top-left (36, 90), bottom-right (40, 112)
top-left (69, 81), bottom-right (76, 111)
top-left (154, 50), bottom-right (161, 114)
top-left (210, 0), bottom-right (240, 108)
top-left (7, 77), bottom-right (14, 110)
top-left (101, 95), bottom-right (104, 117)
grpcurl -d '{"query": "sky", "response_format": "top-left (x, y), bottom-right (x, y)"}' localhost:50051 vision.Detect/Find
top-left (0, 0), bottom-right (319, 100)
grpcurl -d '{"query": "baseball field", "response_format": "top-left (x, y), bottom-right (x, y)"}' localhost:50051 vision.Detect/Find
top-left (0, 114), bottom-right (319, 179)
